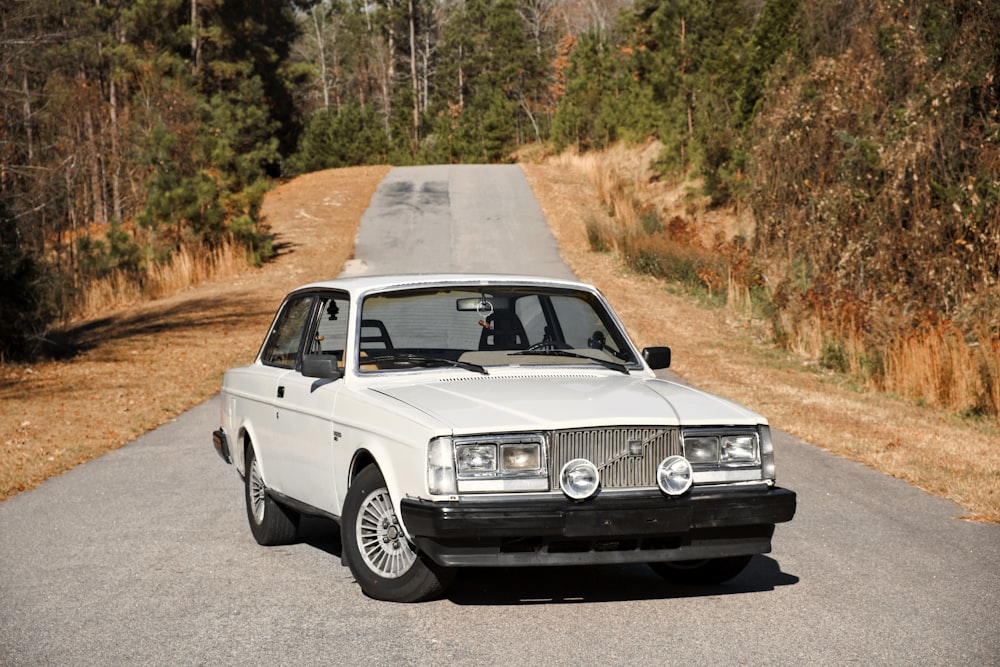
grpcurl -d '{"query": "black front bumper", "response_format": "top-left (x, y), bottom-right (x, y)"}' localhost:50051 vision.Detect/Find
top-left (401, 485), bottom-right (796, 567)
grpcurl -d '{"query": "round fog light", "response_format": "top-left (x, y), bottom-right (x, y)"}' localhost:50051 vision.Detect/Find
top-left (560, 458), bottom-right (600, 500)
top-left (657, 455), bottom-right (693, 496)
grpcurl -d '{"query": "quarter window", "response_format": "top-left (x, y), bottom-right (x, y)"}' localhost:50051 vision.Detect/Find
top-left (260, 296), bottom-right (314, 368)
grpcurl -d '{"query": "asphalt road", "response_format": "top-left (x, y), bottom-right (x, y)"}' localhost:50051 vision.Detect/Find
top-left (350, 164), bottom-right (575, 279)
top-left (2, 166), bottom-right (998, 666)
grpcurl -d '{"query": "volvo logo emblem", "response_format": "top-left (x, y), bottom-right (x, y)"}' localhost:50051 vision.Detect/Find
top-left (601, 431), bottom-right (666, 471)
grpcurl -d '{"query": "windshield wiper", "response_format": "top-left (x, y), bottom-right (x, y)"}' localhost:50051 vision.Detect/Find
top-left (507, 350), bottom-right (630, 374)
top-left (365, 353), bottom-right (489, 375)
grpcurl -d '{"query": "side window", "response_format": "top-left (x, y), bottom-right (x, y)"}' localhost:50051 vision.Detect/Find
top-left (312, 295), bottom-right (350, 361)
top-left (260, 296), bottom-right (315, 368)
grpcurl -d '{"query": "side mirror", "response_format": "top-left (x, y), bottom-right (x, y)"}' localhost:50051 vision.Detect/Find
top-left (642, 346), bottom-right (671, 370)
top-left (301, 354), bottom-right (344, 380)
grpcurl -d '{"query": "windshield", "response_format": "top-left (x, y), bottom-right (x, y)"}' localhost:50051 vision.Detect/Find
top-left (356, 285), bottom-right (639, 372)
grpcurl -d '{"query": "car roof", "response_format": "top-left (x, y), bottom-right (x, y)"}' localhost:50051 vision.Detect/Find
top-left (292, 273), bottom-right (594, 298)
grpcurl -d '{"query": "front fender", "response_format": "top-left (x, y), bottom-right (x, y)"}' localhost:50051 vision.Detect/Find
top-left (343, 438), bottom-right (428, 541)
top-left (334, 388), bottom-right (443, 528)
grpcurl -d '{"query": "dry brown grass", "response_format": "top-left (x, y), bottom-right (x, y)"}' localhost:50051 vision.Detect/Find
top-left (885, 323), bottom-right (1000, 416)
top-left (75, 239), bottom-right (251, 319)
top-left (521, 149), bottom-right (999, 523)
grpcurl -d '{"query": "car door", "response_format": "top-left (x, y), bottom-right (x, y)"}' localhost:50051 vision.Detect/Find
top-left (254, 293), bottom-right (316, 494)
top-left (266, 292), bottom-right (349, 514)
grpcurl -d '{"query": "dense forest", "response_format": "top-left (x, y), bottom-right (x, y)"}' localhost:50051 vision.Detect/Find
top-left (1, 0), bottom-right (998, 413)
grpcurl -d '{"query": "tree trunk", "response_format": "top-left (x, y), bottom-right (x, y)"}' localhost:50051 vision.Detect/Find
top-left (458, 44), bottom-right (464, 109)
top-left (311, 5), bottom-right (331, 111)
top-left (191, 0), bottom-right (201, 74)
top-left (80, 60), bottom-right (107, 229)
top-left (421, 29), bottom-right (431, 114)
top-left (109, 75), bottom-right (122, 223)
top-left (21, 71), bottom-right (34, 161)
top-left (518, 93), bottom-right (541, 143)
top-left (409, 0), bottom-right (419, 150)
top-left (681, 17), bottom-right (693, 136)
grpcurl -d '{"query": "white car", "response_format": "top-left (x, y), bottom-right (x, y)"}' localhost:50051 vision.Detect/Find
top-left (213, 274), bottom-right (796, 601)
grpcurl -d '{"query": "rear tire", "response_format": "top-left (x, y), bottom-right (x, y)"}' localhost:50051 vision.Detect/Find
top-left (244, 446), bottom-right (299, 546)
top-left (341, 464), bottom-right (453, 602)
top-left (649, 555), bottom-right (753, 585)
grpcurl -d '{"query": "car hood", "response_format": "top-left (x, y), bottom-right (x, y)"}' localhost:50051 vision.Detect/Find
top-left (370, 373), bottom-right (764, 434)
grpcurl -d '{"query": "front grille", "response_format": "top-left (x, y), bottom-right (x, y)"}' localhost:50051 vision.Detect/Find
top-left (549, 427), bottom-right (681, 489)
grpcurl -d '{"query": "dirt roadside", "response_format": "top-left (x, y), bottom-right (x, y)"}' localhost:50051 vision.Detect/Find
top-left (1, 163), bottom-right (996, 522)
top-left (0, 166), bottom-right (388, 500)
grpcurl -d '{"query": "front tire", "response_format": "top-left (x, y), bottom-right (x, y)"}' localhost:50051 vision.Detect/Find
top-left (341, 464), bottom-right (453, 602)
top-left (649, 555), bottom-right (753, 585)
top-left (244, 446), bottom-right (299, 546)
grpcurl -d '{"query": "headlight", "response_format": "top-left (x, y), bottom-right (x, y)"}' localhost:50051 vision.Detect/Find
top-left (721, 435), bottom-right (758, 463)
top-left (682, 430), bottom-right (759, 467)
top-left (456, 444), bottom-right (497, 474)
top-left (657, 455), bottom-right (693, 495)
top-left (455, 442), bottom-right (544, 475)
top-left (449, 434), bottom-right (548, 493)
top-left (501, 443), bottom-right (541, 471)
top-left (681, 427), bottom-right (766, 485)
top-left (683, 435), bottom-right (719, 464)
top-left (560, 458), bottom-right (600, 500)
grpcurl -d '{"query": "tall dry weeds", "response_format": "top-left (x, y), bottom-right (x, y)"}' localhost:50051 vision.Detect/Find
top-left (885, 323), bottom-right (999, 416)
top-left (548, 140), bottom-right (1000, 418)
top-left (73, 238), bottom-right (251, 321)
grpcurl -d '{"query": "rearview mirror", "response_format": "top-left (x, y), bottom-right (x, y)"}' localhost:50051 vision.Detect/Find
top-left (456, 297), bottom-right (485, 311)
